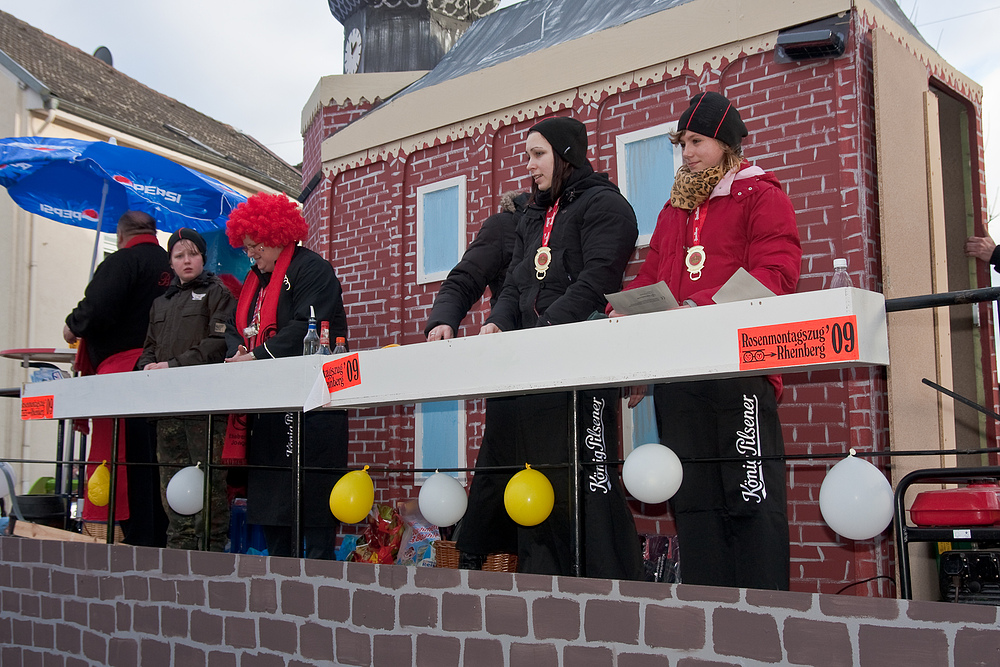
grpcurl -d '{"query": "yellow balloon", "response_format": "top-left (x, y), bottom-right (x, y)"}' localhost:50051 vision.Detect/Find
top-left (88, 460), bottom-right (110, 507)
top-left (329, 466), bottom-right (375, 524)
top-left (504, 465), bottom-right (554, 526)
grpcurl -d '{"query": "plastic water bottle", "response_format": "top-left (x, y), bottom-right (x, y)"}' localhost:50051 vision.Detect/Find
top-left (333, 337), bottom-right (348, 354)
top-left (318, 321), bottom-right (332, 355)
top-left (831, 258), bottom-right (853, 289)
top-left (302, 306), bottom-right (320, 355)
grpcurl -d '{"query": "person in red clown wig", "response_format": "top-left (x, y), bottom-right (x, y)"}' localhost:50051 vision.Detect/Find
top-left (223, 192), bottom-right (349, 559)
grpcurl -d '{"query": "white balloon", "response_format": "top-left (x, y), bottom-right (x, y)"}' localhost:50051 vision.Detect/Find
top-left (622, 443), bottom-right (683, 504)
top-left (819, 455), bottom-right (894, 540)
top-left (0, 462), bottom-right (16, 499)
top-left (166, 466), bottom-right (205, 516)
top-left (418, 472), bottom-right (468, 527)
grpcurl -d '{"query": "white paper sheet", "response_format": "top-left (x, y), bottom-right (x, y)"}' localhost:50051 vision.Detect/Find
top-left (711, 267), bottom-right (775, 304)
top-left (605, 281), bottom-right (679, 315)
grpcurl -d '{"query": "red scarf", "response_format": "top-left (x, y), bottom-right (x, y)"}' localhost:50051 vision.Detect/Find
top-left (222, 245), bottom-right (296, 465)
top-left (124, 233), bottom-right (160, 249)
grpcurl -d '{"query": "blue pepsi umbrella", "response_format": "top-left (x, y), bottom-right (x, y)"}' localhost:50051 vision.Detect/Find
top-left (0, 137), bottom-right (248, 275)
top-left (0, 137), bottom-right (246, 232)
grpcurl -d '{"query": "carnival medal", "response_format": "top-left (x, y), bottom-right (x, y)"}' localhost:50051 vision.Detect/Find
top-left (534, 246), bottom-right (552, 280)
top-left (685, 245), bottom-right (706, 281)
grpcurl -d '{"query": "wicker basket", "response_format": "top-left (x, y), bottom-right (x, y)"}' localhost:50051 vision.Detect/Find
top-left (81, 521), bottom-right (125, 544)
top-left (434, 540), bottom-right (518, 573)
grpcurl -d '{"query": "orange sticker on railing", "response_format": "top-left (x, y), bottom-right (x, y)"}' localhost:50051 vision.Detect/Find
top-left (738, 315), bottom-right (860, 371)
top-left (322, 353), bottom-right (362, 393)
top-left (21, 395), bottom-right (54, 420)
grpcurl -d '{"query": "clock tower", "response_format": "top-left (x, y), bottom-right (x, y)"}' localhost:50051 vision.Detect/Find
top-left (327, 0), bottom-right (498, 74)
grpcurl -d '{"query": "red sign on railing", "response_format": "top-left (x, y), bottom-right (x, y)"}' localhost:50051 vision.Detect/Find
top-left (322, 353), bottom-right (362, 393)
top-left (21, 395), bottom-right (54, 420)
top-left (738, 315), bottom-right (860, 371)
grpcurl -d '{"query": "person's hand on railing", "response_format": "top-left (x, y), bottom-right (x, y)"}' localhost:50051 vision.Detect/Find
top-left (426, 325), bottom-right (454, 341)
top-left (225, 345), bottom-right (255, 363)
top-left (623, 384), bottom-right (647, 409)
top-left (965, 235), bottom-right (996, 263)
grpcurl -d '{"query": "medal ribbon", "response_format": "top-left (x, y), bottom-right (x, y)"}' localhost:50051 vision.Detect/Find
top-left (534, 199), bottom-right (560, 280)
top-left (685, 202), bottom-right (709, 281)
top-left (689, 202), bottom-right (707, 246)
top-left (541, 199), bottom-right (560, 247)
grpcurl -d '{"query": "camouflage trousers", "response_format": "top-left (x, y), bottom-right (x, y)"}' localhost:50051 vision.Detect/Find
top-left (156, 417), bottom-right (229, 552)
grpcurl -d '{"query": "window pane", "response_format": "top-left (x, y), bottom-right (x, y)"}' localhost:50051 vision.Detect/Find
top-left (418, 400), bottom-right (462, 471)
top-left (422, 186), bottom-right (460, 276)
top-left (624, 134), bottom-right (675, 238)
top-left (630, 391), bottom-right (659, 450)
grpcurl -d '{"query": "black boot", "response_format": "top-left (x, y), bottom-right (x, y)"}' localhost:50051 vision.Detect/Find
top-left (459, 551), bottom-right (485, 570)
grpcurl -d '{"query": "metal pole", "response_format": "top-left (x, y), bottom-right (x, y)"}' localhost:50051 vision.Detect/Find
top-left (54, 419), bottom-right (65, 497)
top-left (105, 418), bottom-right (120, 544)
top-left (201, 414), bottom-right (214, 551)
top-left (922, 378), bottom-right (1000, 424)
top-left (885, 285), bottom-right (1000, 312)
top-left (893, 470), bottom-right (913, 599)
top-left (570, 390), bottom-right (582, 577)
top-left (88, 181), bottom-right (109, 280)
top-left (293, 411), bottom-right (304, 557)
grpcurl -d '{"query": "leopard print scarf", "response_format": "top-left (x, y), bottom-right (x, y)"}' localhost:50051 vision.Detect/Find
top-left (669, 164), bottom-right (726, 210)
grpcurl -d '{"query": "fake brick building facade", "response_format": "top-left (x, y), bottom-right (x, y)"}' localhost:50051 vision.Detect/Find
top-left (300, 0), bottom-right (995, 597)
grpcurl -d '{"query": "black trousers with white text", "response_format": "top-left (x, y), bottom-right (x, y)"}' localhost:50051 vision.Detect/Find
top-left (654, 376), bottom-right (790, 590)
top-left (459, 390), bottom-right (644, 580)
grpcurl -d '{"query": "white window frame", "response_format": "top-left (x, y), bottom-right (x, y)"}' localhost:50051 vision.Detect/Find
top-left (616, 121), bottom-right (682, 247)
top-left (416, 175), bottom-right (467, 284)
top-left (414, 400), bottom-right (468, 485)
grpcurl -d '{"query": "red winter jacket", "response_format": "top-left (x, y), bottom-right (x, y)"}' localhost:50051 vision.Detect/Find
top-left (627, 164), bottom-right (801, 304)
top-left (624, 163), bottom-right (801, 396)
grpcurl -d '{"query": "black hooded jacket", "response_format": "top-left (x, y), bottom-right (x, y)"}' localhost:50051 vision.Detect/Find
top-left (487, 164), bottom-right (638, 330)
top-left (65, 238), bottom-right (171, 368)
top-left (423, 193), bottom-right (528, 336)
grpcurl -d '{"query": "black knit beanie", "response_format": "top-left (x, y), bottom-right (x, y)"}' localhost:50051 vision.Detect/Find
top-left (677, 92), bottom-right (747, 149)
top-left (529, 117), bottom-right (589, 167)
top-left (167, 228), bottom-right (207, 259)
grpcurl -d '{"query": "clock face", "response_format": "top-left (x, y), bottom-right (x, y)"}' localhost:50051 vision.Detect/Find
top-left (344, 28), bottom-right (362, 74)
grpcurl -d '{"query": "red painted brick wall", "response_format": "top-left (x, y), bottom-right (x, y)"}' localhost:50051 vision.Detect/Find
top-left (298, 11), bottom-right (994, 594)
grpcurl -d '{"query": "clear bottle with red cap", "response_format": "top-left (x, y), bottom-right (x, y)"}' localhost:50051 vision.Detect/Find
top-left (317, 321), bottom-right (332, 355)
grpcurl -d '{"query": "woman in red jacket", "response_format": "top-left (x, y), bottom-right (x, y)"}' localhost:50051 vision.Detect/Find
top-left (616, 92), bottom-right (801, 589)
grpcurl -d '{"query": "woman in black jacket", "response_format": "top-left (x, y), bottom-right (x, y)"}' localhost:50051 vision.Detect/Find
top-left (477, 116), bottom-right (644, 579)
top-left (423, 191), bottom-right (526, 567)
top-left (424, 191), bottom-right (527, 341)
top-left (224, 193), bottom-right (349, 559)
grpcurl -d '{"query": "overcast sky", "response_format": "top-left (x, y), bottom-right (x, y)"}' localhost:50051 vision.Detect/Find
top-left (2, 0), bottom-right (997, 224)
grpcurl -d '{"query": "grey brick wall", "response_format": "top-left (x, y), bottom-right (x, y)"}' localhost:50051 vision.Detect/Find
top-left (1, 536), bottom-right (998, 666)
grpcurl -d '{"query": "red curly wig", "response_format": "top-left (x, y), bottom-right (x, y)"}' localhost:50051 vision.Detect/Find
top-left (226, 192), bottom-right (309, 248)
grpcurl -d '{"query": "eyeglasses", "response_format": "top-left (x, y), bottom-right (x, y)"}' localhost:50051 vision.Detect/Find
top-left (243, 242), bottom-right (264, 257)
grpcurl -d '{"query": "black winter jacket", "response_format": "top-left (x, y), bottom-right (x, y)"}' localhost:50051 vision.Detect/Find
top-left (136, 271), bottom-right (236, 370)
top-left (423, 193), bottom-right (527, 337)
top-left (66, 238), bottom-right (171, 368)
top-left (487, 165), bottom-right (638, 330)
top-left (226, 246), bottom-right (348, 358)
